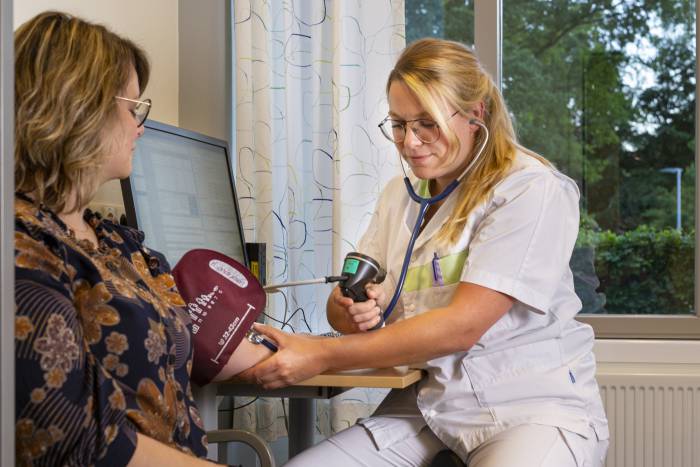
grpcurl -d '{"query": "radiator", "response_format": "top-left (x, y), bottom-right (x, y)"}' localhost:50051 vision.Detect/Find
top-left (596, 363), bottom-right (700, 467)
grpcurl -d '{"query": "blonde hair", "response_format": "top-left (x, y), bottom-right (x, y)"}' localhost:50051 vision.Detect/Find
top-left (14, 11), bottom-right (150, 213)
top-left (387, 38), bottom-right (548, 244)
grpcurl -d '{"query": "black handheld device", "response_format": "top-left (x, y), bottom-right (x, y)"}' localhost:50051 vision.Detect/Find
top-left (340, 252), bottom-right (386, 329)
top-left (339, 252), bottom-right (386, 301)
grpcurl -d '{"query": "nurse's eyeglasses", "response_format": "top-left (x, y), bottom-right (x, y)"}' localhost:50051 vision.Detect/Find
top-left (115, 96), bottom-right (152, 127)
top-left (378, 110), bottom-right (459, 144)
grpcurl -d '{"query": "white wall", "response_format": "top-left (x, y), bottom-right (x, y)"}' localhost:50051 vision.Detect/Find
top-left (1, 0), bottom-right (14, 463)
top-left (178, 0), bottom-right (229, 141)
top-left (13, 0), bottom-right (180, 207)
top-left (14, 1), bottom-right (179, 125)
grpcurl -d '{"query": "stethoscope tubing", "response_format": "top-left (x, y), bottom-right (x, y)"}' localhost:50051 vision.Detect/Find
top-left (380, 119), bottom-right (489, 323)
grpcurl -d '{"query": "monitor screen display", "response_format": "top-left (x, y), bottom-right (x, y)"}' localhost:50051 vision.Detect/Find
top-left (121, 120), bottom-right (247, 268)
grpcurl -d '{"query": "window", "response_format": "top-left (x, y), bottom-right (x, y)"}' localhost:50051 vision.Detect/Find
top-left (406, 0), bottom-right (699, 337)
top-left (405, 0), bottom-right (474, 45)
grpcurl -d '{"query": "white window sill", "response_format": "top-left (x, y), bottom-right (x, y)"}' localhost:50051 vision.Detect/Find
top-left (594, 339), bottom-right (700, 364)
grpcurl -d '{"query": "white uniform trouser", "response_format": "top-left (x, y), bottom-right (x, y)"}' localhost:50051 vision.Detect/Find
top-left (283, 420), bottom-right (608, 467)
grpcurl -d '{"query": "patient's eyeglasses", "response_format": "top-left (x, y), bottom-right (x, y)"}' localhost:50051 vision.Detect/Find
top-left (115, 96), bottom-right (152, 127)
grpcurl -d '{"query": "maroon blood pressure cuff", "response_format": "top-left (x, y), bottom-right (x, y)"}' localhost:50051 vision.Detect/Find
top-left (173, 249), bottom-right (266, 386)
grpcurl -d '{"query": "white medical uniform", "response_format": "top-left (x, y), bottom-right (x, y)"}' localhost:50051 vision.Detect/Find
top-left (287, 152), bottom-right (609, 466)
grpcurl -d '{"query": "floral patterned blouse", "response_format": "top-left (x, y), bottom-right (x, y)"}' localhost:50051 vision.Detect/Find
top-left (14, 193), bottom-right (208, 466)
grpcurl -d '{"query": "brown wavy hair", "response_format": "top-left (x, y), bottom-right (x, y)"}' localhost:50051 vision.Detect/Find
top-left (387, 38), bottom-right (550, 244)
top-left (14, 11), bottom-right (150, 213)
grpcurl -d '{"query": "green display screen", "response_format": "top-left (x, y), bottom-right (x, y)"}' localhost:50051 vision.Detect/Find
top-left (342, 258), bottom-right (360, 274)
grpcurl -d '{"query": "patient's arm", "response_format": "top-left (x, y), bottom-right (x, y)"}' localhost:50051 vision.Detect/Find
top-left (211, 336), bottom-right (274, 382)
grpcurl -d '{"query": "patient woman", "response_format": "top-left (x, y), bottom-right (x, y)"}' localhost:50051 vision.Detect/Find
top-left (14, 11), bottom-right (269, 466)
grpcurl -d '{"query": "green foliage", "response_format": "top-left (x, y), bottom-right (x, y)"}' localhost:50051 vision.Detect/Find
top-left (574, 225), bottom-right (694, 314)
top-left (405, 0), bottom-right (696, 233)
top-left (405, 0), bottom-right (447, 43)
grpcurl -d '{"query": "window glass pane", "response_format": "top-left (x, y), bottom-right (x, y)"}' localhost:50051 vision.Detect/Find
top-left (405, 0), bottom-right (474, 45)
top-left (405, 1), bottom-right (696, 316)
top-left (503, 0), bottom-right (696, 315)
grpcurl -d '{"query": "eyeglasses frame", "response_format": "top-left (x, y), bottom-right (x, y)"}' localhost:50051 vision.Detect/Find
top-left (378, 110), bottom-right (460, 144)
top-left (115, 96), bottom-right (152, 127)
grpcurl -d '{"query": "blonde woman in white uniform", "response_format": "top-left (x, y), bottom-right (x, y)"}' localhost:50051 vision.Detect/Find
top-left (244, 38), bottom-right (609, 467)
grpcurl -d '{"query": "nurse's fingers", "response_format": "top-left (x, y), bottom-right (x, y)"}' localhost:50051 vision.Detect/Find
top-left (350, 303), bottom-right (378, 322)
top-left (347, 298), bottom-right (376, 315)
top-left (253, 366), bottom-right (284, 389)
top-left (253, 357), bottom-right (310, 389)
top-left (365, 283), bottom-right (386, 303)
top-left (249, 352), bottom-right (291, 389)
top-left (357, 308), bottom-right (382, 331)
top-left (331, 286), bottom-right (354, 308)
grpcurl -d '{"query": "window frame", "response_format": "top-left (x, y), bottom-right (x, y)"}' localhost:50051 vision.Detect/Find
top-left (1, 0), bottom-right (14, 461)
top-left (472, 0), bottom-right (700, 339)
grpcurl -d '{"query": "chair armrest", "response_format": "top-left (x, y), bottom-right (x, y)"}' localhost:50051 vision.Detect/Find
top-left (206, 429), bottom-right (276, 467)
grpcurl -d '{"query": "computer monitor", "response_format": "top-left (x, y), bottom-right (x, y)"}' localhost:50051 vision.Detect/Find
top-left (121, 120), bottom-right (248, 268)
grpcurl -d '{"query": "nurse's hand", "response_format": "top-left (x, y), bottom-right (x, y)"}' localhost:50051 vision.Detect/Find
top-left (330, 283), bottom-right (386, 332)
top-left (237, 324), bottom-right (329, 389)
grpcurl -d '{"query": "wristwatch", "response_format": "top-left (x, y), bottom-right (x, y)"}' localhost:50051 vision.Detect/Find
top-left (246, 328), bottom-right (278, 352)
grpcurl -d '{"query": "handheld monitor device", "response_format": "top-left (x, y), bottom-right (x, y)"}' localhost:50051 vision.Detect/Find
top-left (340, 252), bottom-right (386, 302)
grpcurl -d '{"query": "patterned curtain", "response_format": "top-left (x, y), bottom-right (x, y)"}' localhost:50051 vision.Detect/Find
top-left (232, 0), bottom-right (406, 442)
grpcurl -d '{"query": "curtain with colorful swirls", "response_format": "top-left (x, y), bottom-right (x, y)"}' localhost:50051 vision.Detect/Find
top-left (233, 0), bottom-right (405, 442)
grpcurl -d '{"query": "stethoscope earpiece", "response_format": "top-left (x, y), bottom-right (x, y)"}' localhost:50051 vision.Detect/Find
top-left (468, 118), bottom-right (483, 134)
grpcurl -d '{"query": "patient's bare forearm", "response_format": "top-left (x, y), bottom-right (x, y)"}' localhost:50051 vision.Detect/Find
top-left (211, 337), bottom-right (274, 382)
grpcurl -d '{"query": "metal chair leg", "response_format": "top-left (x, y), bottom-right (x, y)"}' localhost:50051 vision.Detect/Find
top-left (207, 429), bottom-right (276, 467)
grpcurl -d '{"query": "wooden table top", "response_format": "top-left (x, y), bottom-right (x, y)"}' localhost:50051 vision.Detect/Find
top-left (295, 367), bottom-right (423, 389)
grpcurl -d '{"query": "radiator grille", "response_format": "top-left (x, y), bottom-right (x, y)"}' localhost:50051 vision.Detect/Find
top-left (597, 364), bottom-right (700, 467)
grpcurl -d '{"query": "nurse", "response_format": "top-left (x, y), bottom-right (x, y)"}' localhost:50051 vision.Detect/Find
top-left (246, 38), bottom-right (609, 467)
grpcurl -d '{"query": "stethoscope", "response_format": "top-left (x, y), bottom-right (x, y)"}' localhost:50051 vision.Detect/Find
top-left (380, 118), bottom-right (490, 323)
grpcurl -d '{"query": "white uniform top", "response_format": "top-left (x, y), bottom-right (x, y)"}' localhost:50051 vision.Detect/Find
top-left (356, 152), bottom-right (609, 460)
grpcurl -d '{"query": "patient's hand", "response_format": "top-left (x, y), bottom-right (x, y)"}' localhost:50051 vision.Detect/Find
top-left (211, 337), bottom-right (275, 382)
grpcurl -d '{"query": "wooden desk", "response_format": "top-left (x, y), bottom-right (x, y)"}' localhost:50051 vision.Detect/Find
top-left (297, 367), bottom-right (423, 388)
top-left (207, 367), bottom-right (423, 458)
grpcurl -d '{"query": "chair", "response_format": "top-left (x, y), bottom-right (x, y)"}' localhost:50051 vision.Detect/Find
top-left (207, 429), bottom-right (276, 467)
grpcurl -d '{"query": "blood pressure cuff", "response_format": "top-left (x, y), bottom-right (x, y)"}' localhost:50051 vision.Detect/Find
top-left (173, 249), bottom-right (266, 386)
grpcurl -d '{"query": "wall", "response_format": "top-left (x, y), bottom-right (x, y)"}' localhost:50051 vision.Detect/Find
top-left (1, 0), bottom-right (14, 463)
top-left (13, 0), bottom-right (179, 124)
top-left (13, 0), bottom-right (180, 208)
top-left (178, 0), bottom-right (230, 142)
